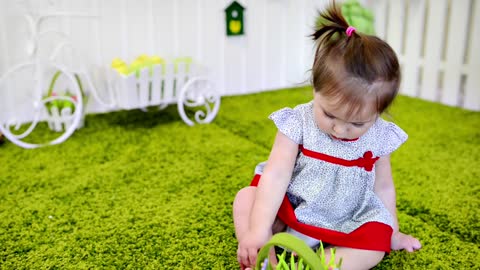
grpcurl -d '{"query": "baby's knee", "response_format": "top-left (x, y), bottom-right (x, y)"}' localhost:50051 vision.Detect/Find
top-left (236, 186), bottom-right (256, 198)
top-left (356, 250), bottom-right (385, 270)
top-left (367, 251), bottom-right (385, 268)
top-left (334, 248), bottom-right (385, 270)
top-left (233, 186), bottom-right (256, 205)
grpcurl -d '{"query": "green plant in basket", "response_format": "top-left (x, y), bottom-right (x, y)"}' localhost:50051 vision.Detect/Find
top-left (315, 0), bottom-right (375, 35)
top-left (256, 233), bottom-right (342, 270)
top-left (44, 70), bottom-right (87, 114)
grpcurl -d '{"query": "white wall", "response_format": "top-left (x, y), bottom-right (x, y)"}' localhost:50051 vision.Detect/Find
top-left (1, 0), bottom-right (479, 113)
top-left (0, 0), bottom-right (327, 114)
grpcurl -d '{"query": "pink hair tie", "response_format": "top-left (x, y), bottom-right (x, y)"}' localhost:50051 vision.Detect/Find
top-left (346, 26), bottom-right (356, 37)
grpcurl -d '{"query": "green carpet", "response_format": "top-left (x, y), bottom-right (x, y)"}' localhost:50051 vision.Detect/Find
top-left (0, 87), bottom-right (478, 269)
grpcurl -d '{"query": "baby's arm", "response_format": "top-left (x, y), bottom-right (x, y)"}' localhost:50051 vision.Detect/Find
top-left (374, 155), bottom-right (422, 252)
top-left (237, 131), bottom-right (298, 267)
top-left (250, 131), bottom-right (298, 231)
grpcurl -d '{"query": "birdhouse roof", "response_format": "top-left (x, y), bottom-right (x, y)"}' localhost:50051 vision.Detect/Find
top-left (225, 1), bottom-right (245, 12)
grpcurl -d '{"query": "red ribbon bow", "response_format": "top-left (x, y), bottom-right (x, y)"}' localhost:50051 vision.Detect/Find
top-left (355, 151), bottom-right (379, 171)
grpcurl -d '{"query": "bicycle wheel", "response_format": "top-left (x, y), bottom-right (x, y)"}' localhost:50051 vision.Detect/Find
top-left (177, 76), bottom-right (221, 126)
top-left (0, 61), bottom-right (83, 148)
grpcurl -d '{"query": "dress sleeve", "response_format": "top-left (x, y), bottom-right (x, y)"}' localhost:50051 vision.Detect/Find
top-left (269, 108), bottom-right (303, 145)
top-left (376, 119), bottom-right (408, 156)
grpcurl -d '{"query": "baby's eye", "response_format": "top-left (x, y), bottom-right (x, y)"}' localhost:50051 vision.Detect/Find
top-left (352, 123), bottom-right (365, 127)
top-left (324, 112), bottom-right (335, 119)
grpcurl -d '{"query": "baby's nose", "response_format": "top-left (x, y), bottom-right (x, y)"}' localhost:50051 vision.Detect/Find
top-left (332, 122), bottom-right (346, 135)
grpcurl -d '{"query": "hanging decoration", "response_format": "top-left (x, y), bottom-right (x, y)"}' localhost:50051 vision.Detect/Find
top-left (225, 1), bottom-right (245, 36)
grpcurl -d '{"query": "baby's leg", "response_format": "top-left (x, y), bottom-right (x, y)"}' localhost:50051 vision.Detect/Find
top-left (324, 247), bottom-right (384, 270)
top-left (233, 186), bottom-right (256, 240)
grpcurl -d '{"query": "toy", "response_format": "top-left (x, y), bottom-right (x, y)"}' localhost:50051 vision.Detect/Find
top-left (111, 55), bottom-right (166, 77)
top-left (111, 58), bottom-right (130, 75)
top-left (42, 70), bottom-right (88, 132)
top-left (256, 233), bottom-right (342, 270)
top-left (106, 55), bottom-right (221, 126)
top-left (44, 70), bottom-right (86, 114)
top-left (173, 57), bottom-right (193, 73)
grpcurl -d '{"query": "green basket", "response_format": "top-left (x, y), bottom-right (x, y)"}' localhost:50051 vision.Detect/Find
top-left (44, 70), bottom-right (87, 114)
top-left (255, 233), bottom-right (342, 270)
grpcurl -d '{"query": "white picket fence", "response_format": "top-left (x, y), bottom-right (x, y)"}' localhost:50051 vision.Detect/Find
top-left (372, 0), bottom-right (480, 110)
top-left (0, 0), bottom-right (478, 111)
top-left (104, 62), bottom-right (221, 126)
top-left (107, 63), bottom-right (193, 110)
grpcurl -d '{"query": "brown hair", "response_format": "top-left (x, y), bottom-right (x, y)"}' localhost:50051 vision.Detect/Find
top-left (311, 1), bottom-right (400, 117)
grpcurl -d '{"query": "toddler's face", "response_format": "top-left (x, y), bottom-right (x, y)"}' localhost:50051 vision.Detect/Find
top-left (313, 92), bottom-right (377, 140)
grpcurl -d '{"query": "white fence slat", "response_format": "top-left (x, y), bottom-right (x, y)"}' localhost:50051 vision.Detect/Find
top-left (210, 1), bottom-right (224, 94)
top-left (371, 0), bottom-right (387, 39)
top-left (176, 0), bottom-right (198, 59)
top-left (0, 4), bottom-right (8, 76)
top-left (146, 0), bottom-right (155, 56)
top-left (150, 65), bottom-right (162, 105)
top-left (64, 1), bottom-right (92, 70)
top-left (301, 0), bottom-right (317, 86)
top-left (385, 0), bottom-right (405, 55)
top-left (125, 0), bottom-right (149, 61)
top-left (464, 0), bottom-right (480, 110)
top-left (201, 1), bottom-right (224, 95)
top-left (99, 0), bottom-right (124, 65)
top-left (224, 38), bottom-right (246, 94)
top-left (151, 1), bottom-right (175, 58)
top-left (420, 0), bottom-right (448, 102)
top-left (285, 0), bottom-right (305, 86)
top-left (245, 0), bottom-right (267, 93)
top-left (124, 73), bottom-right (137, 109)
top-left (175, 63), bottom-right (186, 99)
top-left (163, 64), bottom-right (174, 102)
top-left (61, 107), bottom-right (73, 131)
top-left (442, 0), bottom-right (470, 106)
top-left (50, 106), bottom-right (62, 132)
top-left (0, 2), bottom-right (14, 123)
top-left (264, 1), bottom-right (287, 91)
top-left (402, 0), bottom-right (426, 97)
top-left (138, 68), bottom-right (150, 107)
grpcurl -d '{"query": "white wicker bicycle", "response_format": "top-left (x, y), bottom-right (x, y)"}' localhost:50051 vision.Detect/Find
top-left (0, 7), bottom-right (221, 149)
top-left (0, 10), bottom-right (93, 149)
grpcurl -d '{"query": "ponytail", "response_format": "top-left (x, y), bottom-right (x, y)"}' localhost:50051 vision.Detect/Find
top-left (311, 1), bottom-right (353, 43)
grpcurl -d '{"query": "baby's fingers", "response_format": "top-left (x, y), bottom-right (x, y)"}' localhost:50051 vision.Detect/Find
top-left (248, 248), bottom-right (258, 268)
top-left (238, 248), bottom-right (250, 268)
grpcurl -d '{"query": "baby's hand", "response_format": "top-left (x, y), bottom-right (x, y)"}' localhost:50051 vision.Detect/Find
top-left (237, 230), bottom-right (271, 269)
top-left (391, 231), bottom-right (421, 252)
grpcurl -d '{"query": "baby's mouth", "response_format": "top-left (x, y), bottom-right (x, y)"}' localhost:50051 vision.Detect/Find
top-left (330, 134), bottom-right (359, 142)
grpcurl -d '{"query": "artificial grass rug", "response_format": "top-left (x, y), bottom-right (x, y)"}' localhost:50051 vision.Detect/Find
top-left (0, 87), bottom-right (479, 269)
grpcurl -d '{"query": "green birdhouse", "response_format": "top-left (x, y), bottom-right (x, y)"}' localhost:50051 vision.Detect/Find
top-left (225, 1), bottom-right (245, 36)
